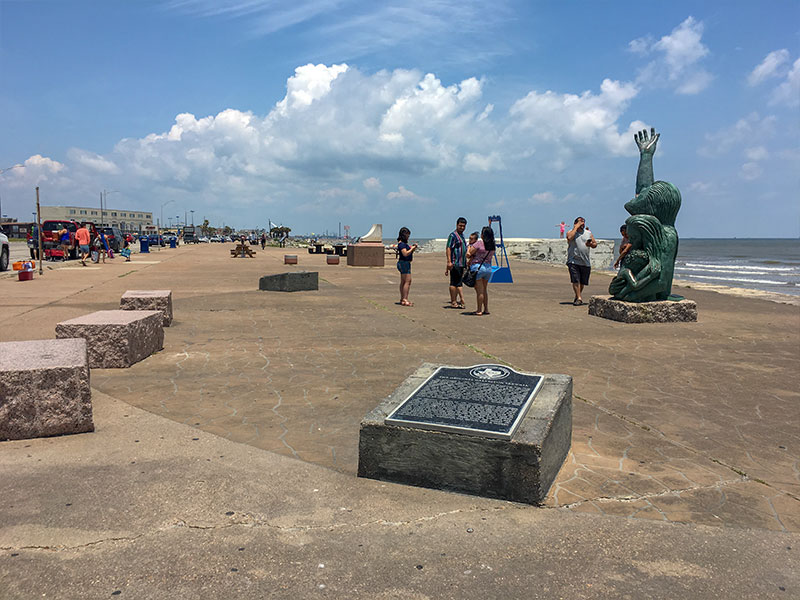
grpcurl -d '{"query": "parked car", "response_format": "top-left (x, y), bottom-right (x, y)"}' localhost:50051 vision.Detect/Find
top-left (209, 235), bottom-right (223, 243)
top-left (101, 226), bottom-right (124, 252)
top-left (148, 234), bottom-right (165, 247)
top-left (124, 233), bottom-right (134, 243)
top-left (0, 230), bottom-right (9, 271)
top-left (198, 236), bottom-right (210, 243)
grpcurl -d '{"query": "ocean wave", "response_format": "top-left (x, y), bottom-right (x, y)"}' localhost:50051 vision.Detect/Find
top-left (682, 262), bottom-right (795, 272)
top-left (678, 274), bottom-right (789, 285)
top-left (676, 266), bottom-right (790, 276)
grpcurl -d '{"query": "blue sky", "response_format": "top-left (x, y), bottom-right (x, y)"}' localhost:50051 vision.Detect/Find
top-left (1, 1), bottom-right (798, 238)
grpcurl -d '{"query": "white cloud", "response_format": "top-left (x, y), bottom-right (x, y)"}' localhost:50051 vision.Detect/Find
top-left (275, 63), bottom-right (349, 115)
top-left (362, 177), bottom-right (382, 190)
top-left (509, 79), bottom-right (640, 158)
top-left (529, 191), bottom-right (575, 205)
top-left (386, 185), bottom-right (428, 203)
top-left (67, 149), bottom-right (120, 174)
top-left (698, 112), bottom-right (777, 157)
top-left (463, 151), bottom-right (504, 172)
top-left (770, 57), bottom-right (800, 107)
top-left (745, 146), bottom-right (769, 161)
top-left (740, 162), bottom-right (763, 181)
top-left (633, 17), bottom-right (713, 95)
top-left (748, 49), bottom-right (790, 86)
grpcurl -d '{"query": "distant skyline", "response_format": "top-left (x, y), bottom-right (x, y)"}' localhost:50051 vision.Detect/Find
top-left (1, 1), bottom-right (798, 238)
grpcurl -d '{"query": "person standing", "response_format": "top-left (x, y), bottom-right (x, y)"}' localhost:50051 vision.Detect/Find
top-left (260, 232), bottom-right (267, 250)
top-left (396, 227), bottom-right (417, 307)
top-left (465, 226), bottom-right (496, 316)
top-left (566, 216), bottom-right (597, 306)
top-left (614, 224), bottom-right (632, 269)
top-left (445, 217), bottom-right (468, 309)
top-left (75, 223), bottom-right (91, 266)
top-left (558, 221), bottom-right (566, 239)
top-left (58, 226), bottom-right (70, 261)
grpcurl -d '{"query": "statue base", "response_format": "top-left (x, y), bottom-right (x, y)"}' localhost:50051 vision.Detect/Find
top-left (588, 295), bottom-right (697, 323)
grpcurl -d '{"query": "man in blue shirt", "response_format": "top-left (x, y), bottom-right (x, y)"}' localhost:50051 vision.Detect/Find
top-left (445, 217), bottom-right (468, 309)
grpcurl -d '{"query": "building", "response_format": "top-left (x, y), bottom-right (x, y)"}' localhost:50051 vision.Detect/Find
top-left (39, 205), bottom-right (154, 232)
top-left (0, 219), bottom-right (35, 238)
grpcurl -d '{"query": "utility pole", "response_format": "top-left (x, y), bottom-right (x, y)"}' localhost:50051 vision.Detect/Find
top-left (190, 210), bottom-right (194, 226)
top-left (36, 187), bottom-right (43, 275)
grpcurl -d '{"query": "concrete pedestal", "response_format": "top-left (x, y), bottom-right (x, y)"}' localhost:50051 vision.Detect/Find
top-left (358, 363), bottom-right (572, 505)
top-left (56, 310), bottom-right (164, 368)
top-left (588, 295), bottom-right (698, 323)
top-left (259, 271), bottom-right (319, 292)
top-left (284, 255), bottom-right (298, 265)
top-left (346, 243), bottom-right (385, 267)
top-left (120, 290), bottom-right (173, 326)
top-left (0, 339), bottom-right (93, 440)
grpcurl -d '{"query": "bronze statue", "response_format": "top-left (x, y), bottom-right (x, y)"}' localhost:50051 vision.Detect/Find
top-left (609, 128), bottom-right (681, 302)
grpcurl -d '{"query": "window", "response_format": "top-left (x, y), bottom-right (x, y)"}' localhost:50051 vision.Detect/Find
top-left (69, 209), bottom-right (76, 214)
top-left (80, 210), bottom-right (86, 215)
top-left (111, 212), bottom-right (117, 217)
top-left (91, 211), bottom-right (97, 215)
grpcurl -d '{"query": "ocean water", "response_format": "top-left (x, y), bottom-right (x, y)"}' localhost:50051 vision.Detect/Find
top-left (653, 239), bottom-right (799, 296)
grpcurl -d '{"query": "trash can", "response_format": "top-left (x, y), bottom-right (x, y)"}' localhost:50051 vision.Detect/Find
top-left (140, 238), bottom-right (150, 253)
top-left (169, 238), bottom-right (177, 249)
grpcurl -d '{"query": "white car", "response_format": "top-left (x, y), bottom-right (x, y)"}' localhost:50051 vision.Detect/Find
top-left (0, 231), bottom-right (9, 271)
top-left (198, 236), bottom-right (210, 243)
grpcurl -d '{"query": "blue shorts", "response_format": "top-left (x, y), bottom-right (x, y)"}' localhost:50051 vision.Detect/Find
top-left (79, 245), bottom-right (90, 253)
top-left (397, 260), bottom-right (411, 274)
top-left (470, 263), bottom-right (492, 281)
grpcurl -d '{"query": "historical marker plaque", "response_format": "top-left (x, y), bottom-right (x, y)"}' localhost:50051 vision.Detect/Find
top-left (385, 364), bottom-right (543, 439)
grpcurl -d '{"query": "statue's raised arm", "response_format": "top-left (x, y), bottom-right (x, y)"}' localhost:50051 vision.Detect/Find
top-left (634, 127), bottom-right (659, 196)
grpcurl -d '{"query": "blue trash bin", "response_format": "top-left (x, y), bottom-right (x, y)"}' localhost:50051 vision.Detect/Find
top-left (169, 238), bottom-right (177, 249)
top-left (140, 238), bottom-right (150, 253)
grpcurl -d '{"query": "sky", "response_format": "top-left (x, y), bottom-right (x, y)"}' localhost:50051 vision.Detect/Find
top-left (0, 1), bottom-right (798, 238)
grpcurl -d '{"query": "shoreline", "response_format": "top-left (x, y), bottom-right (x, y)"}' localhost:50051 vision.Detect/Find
top-left (517, 258), bottom-right (800, 306)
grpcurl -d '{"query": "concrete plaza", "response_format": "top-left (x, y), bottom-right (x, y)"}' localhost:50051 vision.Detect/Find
top-left (1, 243), bottom-right (798, 598)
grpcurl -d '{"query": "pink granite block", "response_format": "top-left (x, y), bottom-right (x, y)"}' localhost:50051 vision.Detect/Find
top-left (56, 310), bottom-right (164, 368)
top-left (0, 339), bottom-right (93, 441)
top-left (120, 290), bottom-right (173, 326)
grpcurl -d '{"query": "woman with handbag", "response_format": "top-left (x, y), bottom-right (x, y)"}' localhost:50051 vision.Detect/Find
top-left (464, 226), bottom-right (496, 315)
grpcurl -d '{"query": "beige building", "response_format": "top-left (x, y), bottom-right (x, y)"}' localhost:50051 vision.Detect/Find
top-left (39, 205), bottom-right (153, 232)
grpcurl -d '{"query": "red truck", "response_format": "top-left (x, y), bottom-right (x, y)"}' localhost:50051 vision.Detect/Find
top-left (27, 220), bottom-right (80, 260)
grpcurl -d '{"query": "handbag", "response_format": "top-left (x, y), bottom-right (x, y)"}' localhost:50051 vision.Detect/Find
top-left (462, 253), bottom-right (488, 288)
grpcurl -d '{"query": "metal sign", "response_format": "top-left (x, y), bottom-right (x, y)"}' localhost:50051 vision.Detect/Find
top-left (385, 364), bottom-right (543, 439)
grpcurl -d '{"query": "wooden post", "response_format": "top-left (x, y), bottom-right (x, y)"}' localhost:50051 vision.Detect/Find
top-left (36, 187), bottom-right (43, 275)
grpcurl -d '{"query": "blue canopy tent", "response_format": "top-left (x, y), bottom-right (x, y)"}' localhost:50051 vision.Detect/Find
top-left (488, 215), bottom-right (513, 283)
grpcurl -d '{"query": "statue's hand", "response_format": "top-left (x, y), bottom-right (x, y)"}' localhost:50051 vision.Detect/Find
top-left (634, 127), bottom-right (659, 156)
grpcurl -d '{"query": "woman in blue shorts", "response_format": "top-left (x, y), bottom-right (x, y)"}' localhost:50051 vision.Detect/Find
top-left (465, 226), bottom-right (496, 315)
top-left (396, 227), bottom-right (418, 307)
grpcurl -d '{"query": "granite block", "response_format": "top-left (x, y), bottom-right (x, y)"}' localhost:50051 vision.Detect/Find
top-left (358, 363), bottom-right (572, 505)
top-left (56, 310), bottom-right (164, 368)
top-left (120, 290), bottom-right (173, 326)
top-left (588, 295), bottom-right (698, 323)
top-left (326, 255), bottom-right (340, 265)
top-left (284, 255), bottom-right (298, 265)
top-left (0, 339), bottom-right (93, 440)
top-left (259, 271), bottom-right (319, 292)
top-left (346, 243), bottom-right (385, 267)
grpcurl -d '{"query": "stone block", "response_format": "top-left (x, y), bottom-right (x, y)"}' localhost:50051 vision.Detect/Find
top-left (120, 290), bottom-right (173, 326)
top-left (588, 295), bottom-right (697, 323)
top-left (346, 243), bottom-right (385, 267)
top-left (0, 339), bottom-right (93, 440)
top-left (326, 255), bottom-right (340, 265)
top-left (259, 271), bottom-right (319, 292)
top-left (56, 310), bottom-right (164, 368)
top-left (284, 255), bottom-right (298, 265)
top-left (358, 363), bottom-right (572, 505)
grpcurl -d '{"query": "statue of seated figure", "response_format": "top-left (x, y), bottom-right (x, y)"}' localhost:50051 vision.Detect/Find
top-left (610, 128), bottom-right (682, 302)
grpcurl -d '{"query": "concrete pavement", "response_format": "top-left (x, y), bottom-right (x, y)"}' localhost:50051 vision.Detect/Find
top-left (1, 242), bottom-right (798, 598)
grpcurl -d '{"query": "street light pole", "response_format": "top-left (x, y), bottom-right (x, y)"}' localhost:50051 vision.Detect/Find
top-left (190, 210), bottom-right (194, 226)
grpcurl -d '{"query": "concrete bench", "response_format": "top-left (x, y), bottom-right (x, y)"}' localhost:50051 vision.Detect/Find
top-left (326, 255), bottom-right (340, 265)
top-left (284, 254), bottom-right (298, 265)
top-left (0, 339), bottom-right (93, 441)
top-left (259, 271), bottom-right (318, 292)
top-left (56, 310), bottom-right (164, 368)
top-left (120, 290), bottom-right (173, 326)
